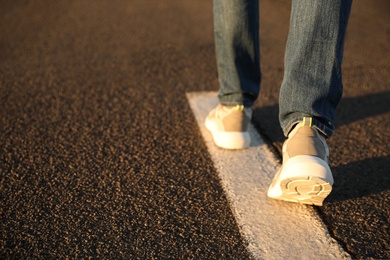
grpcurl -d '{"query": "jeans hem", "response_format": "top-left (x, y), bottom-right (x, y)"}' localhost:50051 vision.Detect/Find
top-left (219, 101), bottom-right (253, 108)
top-left (282, 116), bottom-right (334, 138)
top-left (218, 93), bottom-right (255, 107)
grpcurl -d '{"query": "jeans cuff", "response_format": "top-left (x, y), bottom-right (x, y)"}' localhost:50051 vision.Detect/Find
top-left (282, 116), bottom-right (334, 138)
top-left (218, 90), bottom-right (257, 108)
top-left (219, 101), bottom-right (253, 108)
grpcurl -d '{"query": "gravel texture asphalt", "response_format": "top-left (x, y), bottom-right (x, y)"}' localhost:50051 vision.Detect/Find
top-left (1, 0), bottom-right (389, 259)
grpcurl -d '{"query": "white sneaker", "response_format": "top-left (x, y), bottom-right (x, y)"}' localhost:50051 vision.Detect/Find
top-left (267, 117), bottom-right (333, 206)
top-left (205, 104), bottom-right (252, 149)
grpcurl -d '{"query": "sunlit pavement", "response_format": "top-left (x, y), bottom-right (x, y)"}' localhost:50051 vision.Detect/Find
top-left (1, 1), bottom-right (389, 258)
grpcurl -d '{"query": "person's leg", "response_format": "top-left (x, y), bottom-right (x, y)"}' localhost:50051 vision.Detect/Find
top-left (279, 0), bottom-right (353, 137)
top-left (213, 0), bottom-right (260, 108)
top-left (268, 0), bottom-right (352, 206)
top-left (206, 0), bottom-right (260, 149)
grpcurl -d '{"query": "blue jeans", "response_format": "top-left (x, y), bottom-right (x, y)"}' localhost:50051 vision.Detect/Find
top-left (213, 0), bottom-right (352, 137)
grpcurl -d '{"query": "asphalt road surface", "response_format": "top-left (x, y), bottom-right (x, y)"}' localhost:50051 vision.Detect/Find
top-left (1, 0), bottom-right (389, 259)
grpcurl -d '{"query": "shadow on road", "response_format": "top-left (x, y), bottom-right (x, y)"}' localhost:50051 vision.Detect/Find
top-left (328, 156), bottom-right (390, 202)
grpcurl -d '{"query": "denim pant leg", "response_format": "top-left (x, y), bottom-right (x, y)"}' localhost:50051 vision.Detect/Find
top-left (279, 0), bottom-right (352, 137)
top-left (213, 0), bottom-right (261, 107)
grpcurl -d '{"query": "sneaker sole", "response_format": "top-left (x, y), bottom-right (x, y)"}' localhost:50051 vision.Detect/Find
top-left (277, 176), bottom-right (332, 206)
top-left (267, 155), bottom-right (333, 206)
top-left (205, 117), bottom-right (251, 149)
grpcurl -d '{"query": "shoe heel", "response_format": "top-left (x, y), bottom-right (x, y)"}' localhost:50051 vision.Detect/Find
top-left (213, 131), bottom-right (251, 149)
top-left (268, 155), bottom-right (333, 206)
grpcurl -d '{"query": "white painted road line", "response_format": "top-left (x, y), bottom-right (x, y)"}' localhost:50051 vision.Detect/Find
top-left (187, 92), bottom-right (350, 260)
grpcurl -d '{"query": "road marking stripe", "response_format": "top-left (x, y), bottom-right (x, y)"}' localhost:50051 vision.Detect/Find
top-left (187, 92), bottom-right (350, 260)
